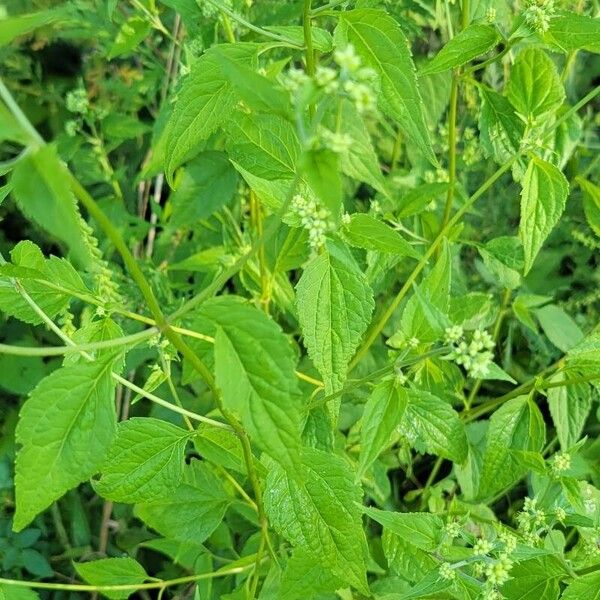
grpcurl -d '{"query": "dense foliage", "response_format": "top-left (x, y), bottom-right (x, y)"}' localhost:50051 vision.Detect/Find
top-left (1, 0), bottom-right (600, 598)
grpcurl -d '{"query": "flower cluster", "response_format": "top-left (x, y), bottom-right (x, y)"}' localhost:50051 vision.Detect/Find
top-left (281, 44), bottom-right (378, 115)
top-left (290, 194), bottom-right (331, 252)
top-left (444, 326), bottom-right (496, 378)
top-left (550, 450), bottom-right (571, 475)
top-left (320, 127), bottom-right (353, 153)
top-left (524, 0), bottom-right (556, 33)
top-left (66, 88), bottom-right (89, 114)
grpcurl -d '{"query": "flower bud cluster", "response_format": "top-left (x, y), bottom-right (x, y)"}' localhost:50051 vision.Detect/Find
top-left (282, 44), bottom-right (378, 115)
top-left (66, 88), bottom-right (89, 114)
top-left (291, 194), bottom-right (331, 252)
top-left (550, 451), bottom-right (571, 475)
top-left (320, 128), bottom-right (353, 153)
top-left (524, 0), bottom-right (556, 33)
top-left (444, 326), bottom-right (495, 378)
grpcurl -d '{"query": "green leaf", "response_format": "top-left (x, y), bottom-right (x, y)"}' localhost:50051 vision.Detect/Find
top-left (10, 146), bottom-right (92, 267)
top-left (506, 48), bottom-right (564, 119)
top-left (561, 571), bottom-right (600, 600)
top-left (264, 25), bottom-right (333, 52)
top-left (421, 24), bottom-right (500, 75)
top-left (566, 330), bottom-right (600, 372)
top-left (164, 43), bottom-right (257, 182)
top-left (400, 388), bottom-right (468, 463)
top-left (296, 239), bottom-right (374, 396)
top-left (363, 506), bottom-right (443, 551)
top-left (477, 236), bottom-right (524, 290)
top-left (169, 151), bottom-right (238, 227)
top-left (300, 148), bottom-right (342, 218)
top-left (215, 50), bottom-right (290, 117)
top-left (547, 373), bottom-right (592, 450)
top-left (264, 448), bottom-right (369, 594)
top-left (14, 354), bottom-right (117, 530)
top-left (333, 99), bottom-right (386, 194)
top-left (135, 461), bottom-right (230, 543)
top-left (578, 177), bottom-right (600, 237)
top-left (226, 111), bottom-right (299, 181)
top-left (478, 87), bottom-right (525, 164)
top-left (519, 157), bottom-right (569, 274)
top-left (478, 395), bottom-right (546, 500)
top-left (108, 16), bottom-right (150, 59)
top-left (500, 555), bottom-right (567, 600)
top-left (74, 558), bottom-right (147, 600)
top-left (94, 418), bottom-right (190, 503)
top-left (397, 183), bottom-right (449, 218)
top-left (343, 214), bottom-right (421, 258)
top-left (194, 423), bottom-right (247, 475)
top-left (279, 549), bottom-right (342, 600)
top-left (546, 13), bottom-right (600, 53)
top-left (198, 296), bottom-right (302, 471)
top-left (0, 242), bottom-right (71, 325)
top-left (535, 304), bottom-right (584, 352)
top-left (0, 585), bottom-right (40, 600)
top-left (395, 239), bottom-right (451, 345)
top-left (0, 7), bottom-right (67, 46)
top-left (358, 379), bottom-right (408, 478)
top-left (337, 9), bottom-right (435, 164)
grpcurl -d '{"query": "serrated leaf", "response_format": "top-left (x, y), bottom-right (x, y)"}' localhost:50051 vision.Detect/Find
top-left (135, 461), bottom-right (230, 543)
top-left (0, 242), bottom-right (71, 325)
top-left (547, 373), bottom-right (591, 450)
top-left (401, 388), bottom-right (467, 463)
top-left (358, 379), bottom-right (408, 478)
top-left (296, 239), bottom-right (374, 397)
top-left (397, 182), bottom-right (449, 218)
top-left (215, 50), bottom-right (290, 117)
top-left (164, 43), bottom-right (257, 182)
top-left (169, 151), bottom-right (238, 227)
top-left (546, 13), bottom-right (600, 53)
top-left (194, 423), bottom-right (246, 475)
top-left (561, 571), bottom-right (600, 600)
top-left (94, 418), bottom-right (190, 503)
top-left (226, 111), bottom-right (299, 181)
top-left (279, 549), bottom-right (342, 600)
top-left (196, 296), bottom-right (302, 471)
top-left (519, 157), bottom-right (569, 274)
top-left (343, 214), bottom-right (421, 258)
top-left (500, 555), bottom-right (567, 600)
top-left (10, 146), bottom-right (92, 267)
top-left (507, 48), bottom-right (564, 119)
top-left (478, 87), bottom-right (525, 164)
top-left (478, 236), bottom-right (523, 290)
top-left (421, 24), bottom-right (500, 75)
top-left (363, 506), bottom-right (443, 551)
top-left (14, 355), bottom-right (117, 530)
top-left (74, 558), bottom-right (147, 600)
top-left (264, 448), bottom-right (369, 594)
top-left (337, 9), bottom-right (435, 164)
top-left (478, 395), bottom-right (546, 500)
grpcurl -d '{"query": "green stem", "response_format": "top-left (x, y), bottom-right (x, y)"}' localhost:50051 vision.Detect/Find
top-left (303, 0), bottom-right (315, 118)
top-left (0, 561), bottom-right (255, 592)
top-left (441, 75), bottom-right (459, 229)
top-left (0, 329), bottom-right (157, 357)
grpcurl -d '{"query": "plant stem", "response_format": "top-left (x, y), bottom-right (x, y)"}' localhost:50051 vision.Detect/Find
top-left (441, 75), bottom-right (459, 229)
top-left (0, 561), bottom-right (256, 592)
top-left (303, 0), bottom-right (315, 118)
